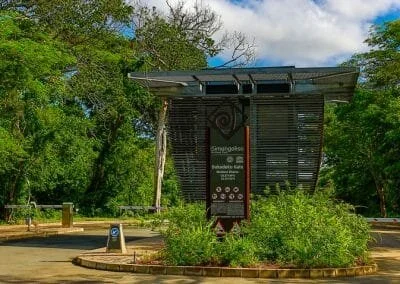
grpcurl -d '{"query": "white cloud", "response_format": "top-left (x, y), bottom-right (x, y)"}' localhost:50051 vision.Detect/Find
top-left (131, 0), bottom-right (400, 67)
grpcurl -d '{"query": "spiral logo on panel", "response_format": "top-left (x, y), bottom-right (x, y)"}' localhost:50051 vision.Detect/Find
top-left (208, 99), bottom-right (247, 139)
top-left (215, 108), bottom-right (235, 135)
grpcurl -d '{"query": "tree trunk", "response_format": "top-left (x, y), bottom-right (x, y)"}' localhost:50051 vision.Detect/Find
top-left (371, 169), bottom-right (387, 217)
top-left (153, 98), bottom-right (168, 213)
top-left (86, 115), bottom-right (124, 210)
top-left (5, 161), bottom-right (25, 221)
top-left (8, 161), bottom-right (24, 204)
top-left (376, 185), bottom-right (387, 218)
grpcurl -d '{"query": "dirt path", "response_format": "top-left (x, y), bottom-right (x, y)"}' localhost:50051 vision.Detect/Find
top-left (369, 229), bottom-right (400, 281)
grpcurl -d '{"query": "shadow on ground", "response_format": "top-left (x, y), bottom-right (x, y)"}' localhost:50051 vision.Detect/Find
top-left (0, 275), bottom-right (112, 283)
top-left (0, 233), bottom-right (146, 250)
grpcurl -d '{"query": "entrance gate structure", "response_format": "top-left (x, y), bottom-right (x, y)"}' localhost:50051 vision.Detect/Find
top-left (129, 67), bottom-right (358, 231)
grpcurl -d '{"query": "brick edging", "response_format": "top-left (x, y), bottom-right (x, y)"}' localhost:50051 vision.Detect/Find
top-left (73, 256), bottom-right (377, 278)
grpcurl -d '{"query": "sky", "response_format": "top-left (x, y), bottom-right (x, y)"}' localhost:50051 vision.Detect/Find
top-left (138, 0), bottom-right (400, 67)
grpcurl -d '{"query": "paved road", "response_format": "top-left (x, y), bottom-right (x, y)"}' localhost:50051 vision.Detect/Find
top-left (0, 225), bottom-right (399, 283)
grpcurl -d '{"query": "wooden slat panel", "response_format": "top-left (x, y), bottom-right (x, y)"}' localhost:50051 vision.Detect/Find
top-left (250, 94), bottom-right (324, 193)
top-left (168, 94), bottom-right (324, 201)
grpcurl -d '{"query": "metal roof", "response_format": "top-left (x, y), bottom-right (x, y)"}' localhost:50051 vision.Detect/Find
top-left (128, 66), bottom-right (359, 101)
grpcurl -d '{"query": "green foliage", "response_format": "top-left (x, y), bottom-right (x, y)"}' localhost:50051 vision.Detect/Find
top-left (160, 203), bottom-right (218, 266)
top-left (134, 15), bottom-right (207, 70)
top-left (7, 207), bottom-right (62, 224)
top-left (11, 0), bottom-right (132, 45)
top-left (322, 89), bottom-right (400, 216)
top-left (161, 158), bottom-right (183, 207)
top-left (159, 193), bottom-right (370, 268)
top-left (0, 127), bottom-right (26, 175)
top-left (245, 190), bottom-right (371, 268)
top-left (345, 20), bottom-right (400, 87)
top-left (0, 0), bottom-right (254, 219)
top-left (218, 234), bottom-right (257, 267)
top-left (325, 19), bottom-right (400, 217)
top-left (103, 133), bottom-right (155, 215)
top-left (0, 3), bottom-right (191, 218)
top-left (0, 11), bottom-right (90, 214)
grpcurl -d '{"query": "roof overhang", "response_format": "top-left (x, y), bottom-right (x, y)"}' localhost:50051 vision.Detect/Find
top-left (128, 66), bottom-right (359, 101)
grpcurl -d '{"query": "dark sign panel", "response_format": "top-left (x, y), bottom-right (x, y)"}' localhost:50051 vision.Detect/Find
top-left (209, 127), bottom-right (246, 219)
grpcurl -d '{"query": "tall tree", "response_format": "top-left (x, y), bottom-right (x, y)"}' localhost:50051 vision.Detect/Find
top-left (1, 1), bottom-right (158, 215)
top-left (132, 0), bottom-right (255, 70)
top-left (0, 11), bottom-right (98, 217)
top-left (132, 1), bottom-right (256, 210)
top-left (350, 20), bottom-right (400, 88)
top-left (1, 0), bottom-right (256, 215)
top-left (322, 20), bottom-right (400, 217)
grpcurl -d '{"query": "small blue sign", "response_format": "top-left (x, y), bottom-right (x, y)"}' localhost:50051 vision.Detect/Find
top-left (110, 227), bottom-right (120, 237)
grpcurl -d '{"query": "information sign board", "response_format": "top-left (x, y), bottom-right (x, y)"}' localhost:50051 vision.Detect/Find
top-left (209, 127), bottom-right (246, 219)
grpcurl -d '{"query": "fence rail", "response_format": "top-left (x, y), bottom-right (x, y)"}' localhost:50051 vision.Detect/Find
top-left (5, 204), bottom-right (399, 223)
top-left (5, 204), bottom-right (63, 209)
top-left (366, 218), bottom-right (400, 223)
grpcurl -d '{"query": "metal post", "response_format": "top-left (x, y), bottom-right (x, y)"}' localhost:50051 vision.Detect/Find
top-left (62, 202), bottom-right (73, 228)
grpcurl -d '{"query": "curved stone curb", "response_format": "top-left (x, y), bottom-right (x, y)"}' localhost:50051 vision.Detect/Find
top-left (73, 256), bottom-right (377, 279)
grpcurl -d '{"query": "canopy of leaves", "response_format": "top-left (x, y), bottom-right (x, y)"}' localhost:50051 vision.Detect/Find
top-left (0, 11), bottom-right (98, 211)
top-left (4, 0), bottom-right (132, 44)
top-left (0, 0), bottom-right (255, 219)
top-left (132, 1), bottom-right (255, 70)
top-left (322, 19), bottom-right (400, 217)
top-left (322, 89), bottom-right (400, 216)
top-left (134, 14), bottom-right (207, 70)
top-left (345, 20), bottom-right (400, 88)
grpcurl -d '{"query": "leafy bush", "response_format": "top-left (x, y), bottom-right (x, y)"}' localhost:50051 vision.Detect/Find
top-left (6, 207), bottom-right (62, 224)
top-left (244, 189), bottom-right (371, 268)
top-left (218, 234), bottom-right (258, 267)
top-left (160, 190), bottom-right (371, 268)
top-left (160, 203), bottom-right (218, 266)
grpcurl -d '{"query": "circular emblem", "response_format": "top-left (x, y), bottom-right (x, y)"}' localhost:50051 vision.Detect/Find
top-left (229, 193), bottom-right (235, 200)
top-left (212, 193), bottom-right (218, 200)
top-left (220, 193), bottom-right (226, 200)
top-left (233, 186), bottom-right (239, 193)
top-left (237, 194), bottom-right (243, 200)
top-left (110, 227), bottom-right (120, 237)
top-left (216, 186), bottom-right (222, 192)
top-left (224, 186), bottom-right (231, 193)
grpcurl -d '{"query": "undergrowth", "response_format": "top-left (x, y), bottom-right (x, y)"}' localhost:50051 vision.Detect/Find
top-left (158, 189), bottom-right (371, 268)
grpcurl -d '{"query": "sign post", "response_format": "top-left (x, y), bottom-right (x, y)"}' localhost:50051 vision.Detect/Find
top-left (206, 100), bottom-right (250, 232)
top-left (106, 224), bottom-right (127, 254)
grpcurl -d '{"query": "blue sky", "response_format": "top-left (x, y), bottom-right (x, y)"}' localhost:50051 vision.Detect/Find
top-left (375, 8), bottom-right (400, 24)
top-left (140, 0), bottom-right (400, 67)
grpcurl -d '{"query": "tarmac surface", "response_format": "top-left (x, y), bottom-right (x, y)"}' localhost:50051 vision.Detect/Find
top-left (0, 222), bottom-right (399, 283)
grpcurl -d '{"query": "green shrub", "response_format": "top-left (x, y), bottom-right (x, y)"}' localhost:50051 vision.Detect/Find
top-left (160, 203), bottom-right (218, 266)
top-left (244, 190), bottom-right (371, 268)
top-left (160, 190), bottom-right (371, 268)
top-left (219, 234), bottom-right (258, 267)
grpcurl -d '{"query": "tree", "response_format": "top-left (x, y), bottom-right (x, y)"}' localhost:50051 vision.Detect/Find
top-left (69, 45), bottom-right (156, 212)
top-left (2, 0), bottom-right (163, 213)
top-left (1, 0), bottom-right (256, 216)
top-left (0, 11), bottom-right (99, 218)
top-left (132, 1), bottom-right (256, 211)
top-left (322, 20), bottom-right (400, 217)
top-left (132, 0), bottom-right (255, 70)
top-left (2, 0), bottom-right (132, 45)
top-left (348, 20), bottom-right (400, 88)
top-left (323, 90), bottom-right (400, 217)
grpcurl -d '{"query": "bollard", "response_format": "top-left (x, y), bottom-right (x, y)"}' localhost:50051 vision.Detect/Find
top-left (62, 202), bottom-right (73, 228)
top-left (106, 224), bottom-right (127, 254)
top-left (25, 217), bottom-right (32, 231)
